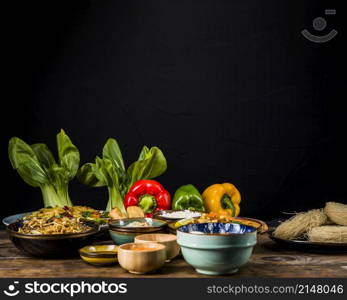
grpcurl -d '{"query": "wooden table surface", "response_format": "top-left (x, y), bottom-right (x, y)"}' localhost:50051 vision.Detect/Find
top-left (0, 230), bottom-right (346, 278)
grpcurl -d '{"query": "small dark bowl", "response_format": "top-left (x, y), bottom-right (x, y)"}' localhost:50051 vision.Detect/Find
top-left (6, 220), bottom-right (100, 258)
top-left (268, 230), bottom-right (347, 254)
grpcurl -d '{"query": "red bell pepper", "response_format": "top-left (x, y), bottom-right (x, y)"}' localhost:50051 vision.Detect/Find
top-left (124, 179), bottom-right (171, 217)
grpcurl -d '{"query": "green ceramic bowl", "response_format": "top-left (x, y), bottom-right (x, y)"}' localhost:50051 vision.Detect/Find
top-left (177, 223), bottom-right (257, 275)
top-left (108, 218), bottom-right (167, 245)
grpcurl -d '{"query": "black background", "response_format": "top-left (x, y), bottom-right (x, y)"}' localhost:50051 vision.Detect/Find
top-left (2, 0), bottom-right (345, 221)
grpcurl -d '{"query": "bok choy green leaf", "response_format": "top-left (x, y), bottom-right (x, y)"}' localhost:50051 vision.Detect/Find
top-left (126, 146), bottom-right (167, 189)
top-left (8, 129), bottom-right (80, 207)
top-left (77, 139), bottom-right (167, 212)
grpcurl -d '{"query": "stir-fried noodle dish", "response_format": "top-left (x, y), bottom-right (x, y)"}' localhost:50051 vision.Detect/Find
top-left (18, 206), bottom-right (102, 235)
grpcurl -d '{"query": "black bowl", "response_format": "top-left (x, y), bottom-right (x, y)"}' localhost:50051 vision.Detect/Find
top-left (6, 220), bottom-right (100, 258)
top-left (268, 230), bottom-right (347, 254)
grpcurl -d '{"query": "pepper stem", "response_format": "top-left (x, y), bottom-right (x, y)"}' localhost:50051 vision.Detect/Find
top-left (138, 194), bottom-right (157, 213)
top-left (221, 194), bottom-right (235, 215)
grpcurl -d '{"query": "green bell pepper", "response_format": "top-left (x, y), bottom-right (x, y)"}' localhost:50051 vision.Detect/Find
top-left (172, 184), bottom-right (205, 211)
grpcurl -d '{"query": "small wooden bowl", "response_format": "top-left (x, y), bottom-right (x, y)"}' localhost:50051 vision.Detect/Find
top-left (135, 233), bottom-right (180, 262)
top-left (79, 245), bottom-right (118, 266)
top-left (118, 242), bottom-right (166, 274)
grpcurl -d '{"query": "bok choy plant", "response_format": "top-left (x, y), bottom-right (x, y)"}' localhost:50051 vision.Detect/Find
top-left (77, 139), bottom-right (167, 213)
top-left (8, 129), bottom-right (80, 207)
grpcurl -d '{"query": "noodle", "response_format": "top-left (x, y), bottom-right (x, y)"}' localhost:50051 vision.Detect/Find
top-left (18, 206), bottom-right (102, 235)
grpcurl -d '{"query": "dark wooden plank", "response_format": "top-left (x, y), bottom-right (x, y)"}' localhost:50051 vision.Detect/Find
top-left (0, 231), bottom-right (346, 278)
top-left (0, 258), bottom-right (346, 278)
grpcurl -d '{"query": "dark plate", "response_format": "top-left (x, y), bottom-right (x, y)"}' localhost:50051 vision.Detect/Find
top-left (268, 230), bottom-right (347, 254)
top-left (7, 220), bottom-right (100, 258)
top-left (2, 212), bottom-right (30, 226)
top-left (109, 218), bottom-right (167, 233)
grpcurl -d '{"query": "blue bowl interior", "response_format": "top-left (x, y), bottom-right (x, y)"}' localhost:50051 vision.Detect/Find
top-left (178, 222), bottom-right (256, 234)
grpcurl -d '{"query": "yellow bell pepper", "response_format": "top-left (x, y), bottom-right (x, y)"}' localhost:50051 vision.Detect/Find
top-left (202, 183), bottom-right (241, 217)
